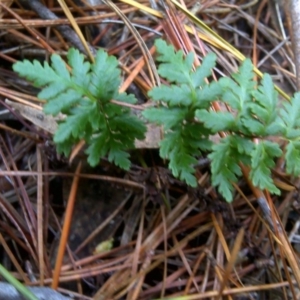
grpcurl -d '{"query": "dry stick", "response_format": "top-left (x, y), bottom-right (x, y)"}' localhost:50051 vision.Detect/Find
top-left (0, 171), bottom-right (145, 190)
top-left (172, 234), bottom-right (200, 292)
top-left (57, 0), bottom-right (95, 61)
top-left (0, 137), bottom-right (39, 261)
top-left (52, 161), bottom-right (82, 290)
top-left (287, 0), bottom-right (300, 90)
top-left (103, 0), bottom-right (160, 86)
top-left (0, 3), bottom-right (54, 53)
top-left (0, 233), bottom-right (30, 284)
top-left (36, 146), bottom-right (45, 285)
top-left (216, 228), bottom-right (244, 300)
top-left (126, 197), bottom-right (147, 300)
top-left (211, 214), bottom-right (238, 297)
top-left (160, 205), bottom-right (168, 298)
top-left (0, 10), bottom-right (135, 30)
top-left (120, 45), bottom-right (157, 93)
top-left (0, 123), bottom-right (41, 142)
top-left (128, 197), bottom-right (144, 276)
top-left (252, 0), bottom-right (268, 67)
top-left (241, 166), bottom-right (300, 291)
top-left (185, 251), bottom-right (206, 294)
top-left (22, 0), bottom-right (96, 56)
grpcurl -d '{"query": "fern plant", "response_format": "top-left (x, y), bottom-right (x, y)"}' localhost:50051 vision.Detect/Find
top-left (143, 39), bottom-right (300, 201)
top-left (142, 39), bottom-right (221, 187)
top-left (13, 48), bottom-right (146, 169)
top-left (12, 39), bottom-right (300, 202)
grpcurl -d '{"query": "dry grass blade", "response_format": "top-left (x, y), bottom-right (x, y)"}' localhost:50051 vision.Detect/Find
top-left (102, 0), bottom-right (160, 86)
top-left (217, 227), bottom-right (244, 299)
top-left (52, 161), bottom-right (82, 290)
top-left (169, 0), bottom-right (290, 100)
top-left (57, 0), bottom-right (95, 61)
top-left (286, 0), bottom-right (300, 90)
top-left (36, 146), bottom-right (45, 284)
top-left (0, 233), bottom-right (30, 284)
top-left (242, 166), bottom-right (300, 291)
top-left (0, 0), bottom-right (13, 18)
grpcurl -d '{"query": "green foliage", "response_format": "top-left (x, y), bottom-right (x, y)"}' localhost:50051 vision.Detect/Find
top-left (209, 136), bottom-right (246, 201)
top-left (279, 93), bottom-right (300, 175)
top-left (143, 40), bottom-right (219, 186)
top-left (250, 141), bottom-right (281, 194)
top-left (13, 48), bottom-right (146, 169)
top-left (143, 39), bottom-right (300, 202)
top-left (13, 39), bottom-right (300, 202)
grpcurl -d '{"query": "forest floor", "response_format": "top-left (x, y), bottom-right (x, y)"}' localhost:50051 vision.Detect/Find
top-left (0, 1), bottom-right (299, 299)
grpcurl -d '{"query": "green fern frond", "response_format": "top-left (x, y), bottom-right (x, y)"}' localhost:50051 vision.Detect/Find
top-left (13, 48), bottom-right (146, 169)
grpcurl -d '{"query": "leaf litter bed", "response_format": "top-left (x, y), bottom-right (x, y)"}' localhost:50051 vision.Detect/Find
top-left (0, 0), bottom-right (299, 299)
